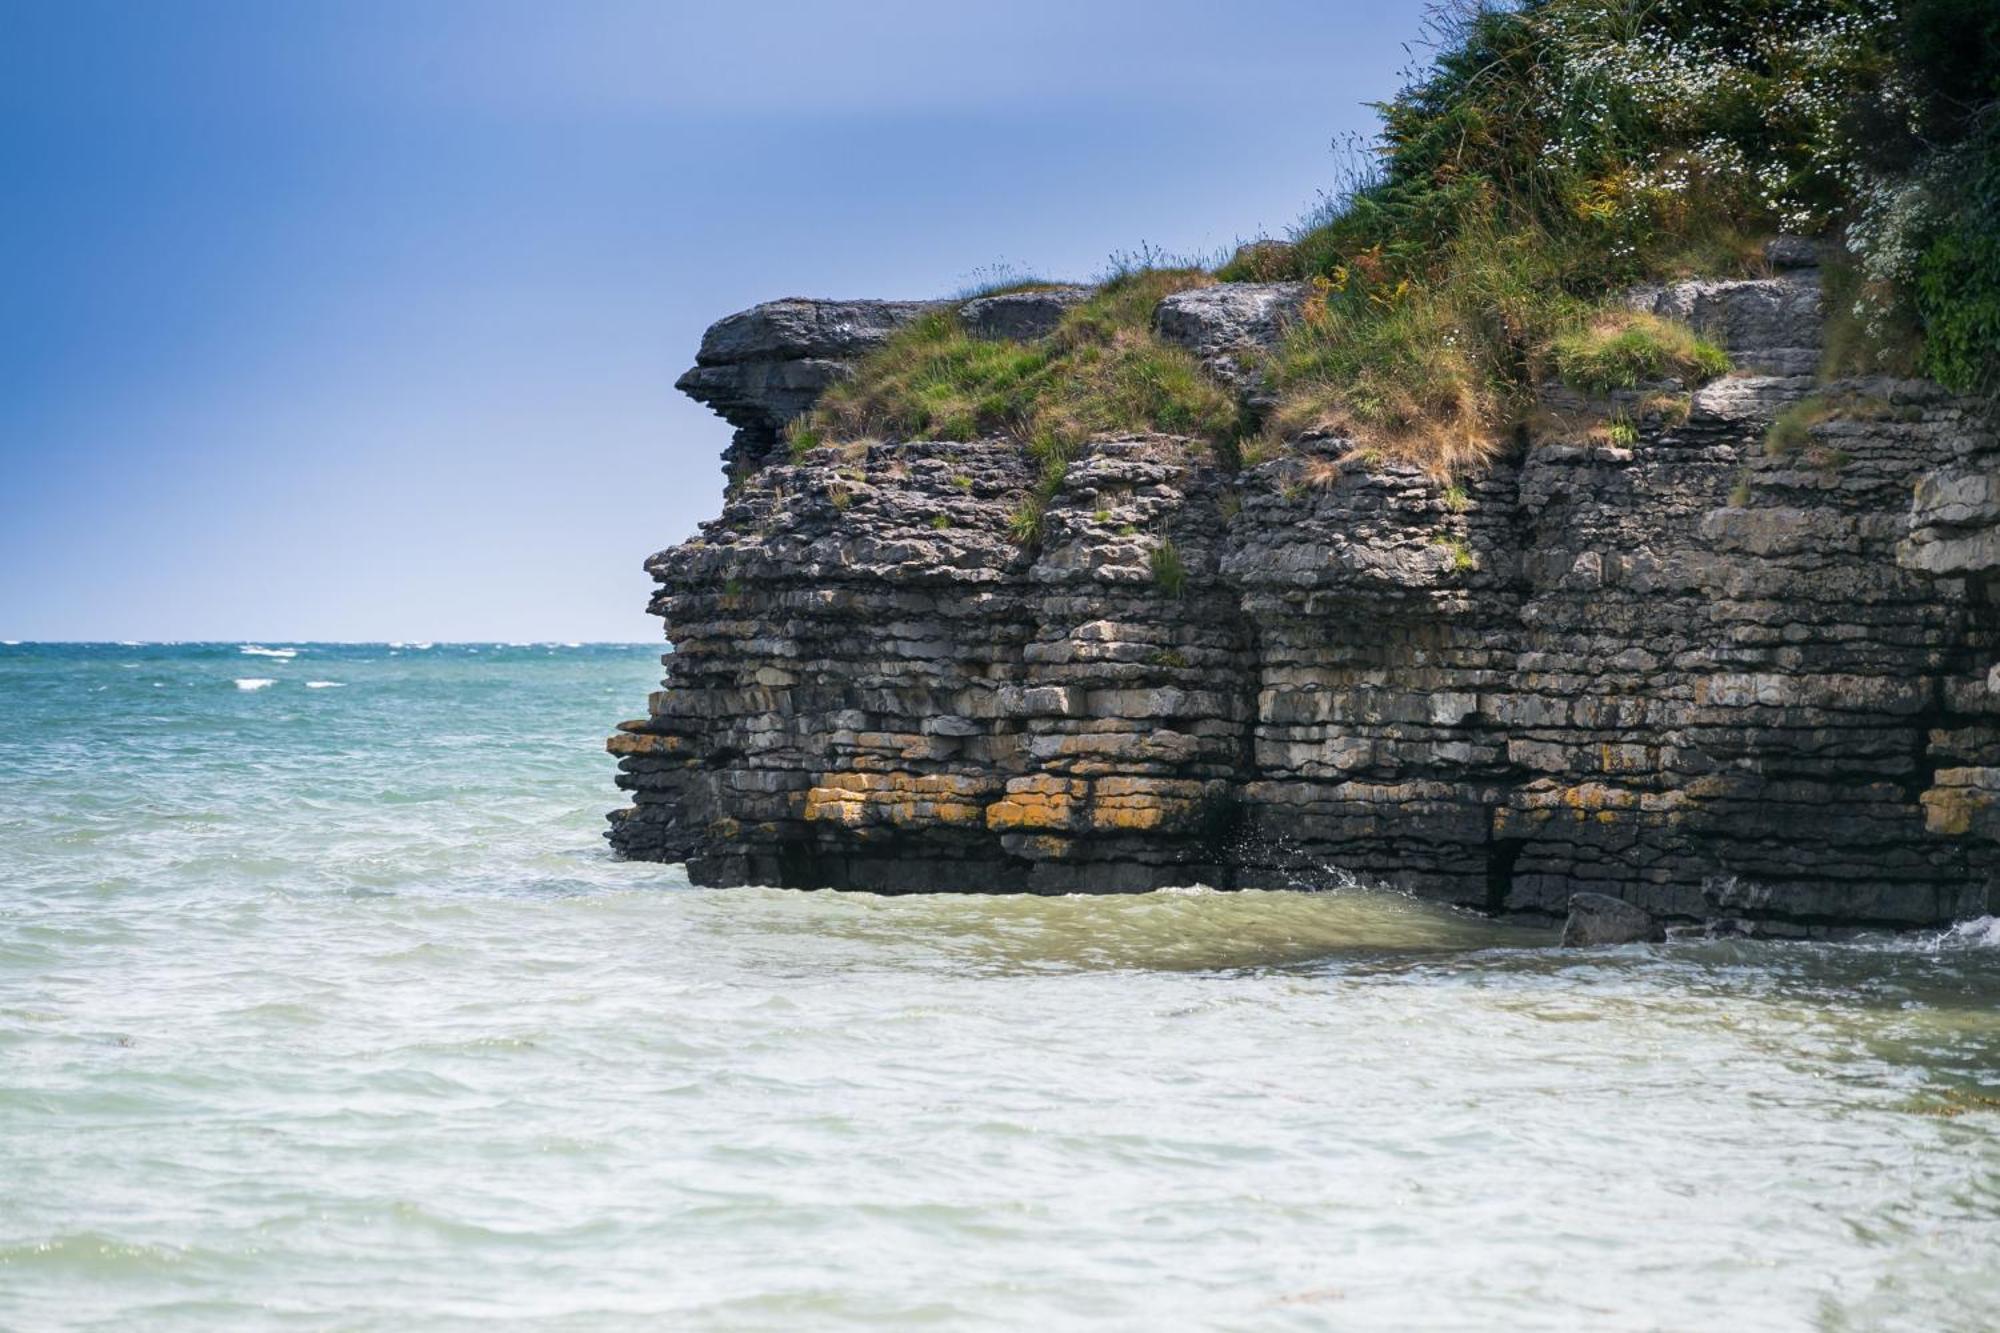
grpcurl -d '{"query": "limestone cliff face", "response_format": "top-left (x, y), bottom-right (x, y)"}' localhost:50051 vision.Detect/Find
top-left (611, 249), bottom-right (2000, 930)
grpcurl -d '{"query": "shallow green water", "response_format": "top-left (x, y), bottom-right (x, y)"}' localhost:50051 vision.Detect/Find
top-left (2, 643), bottom-right (1997, 1330)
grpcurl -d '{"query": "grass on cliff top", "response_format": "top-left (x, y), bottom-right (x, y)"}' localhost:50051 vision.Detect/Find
top-left (792, 0), bottom-right (1993, 484)
top-left (1259, 224), bottom-right (1731, 476)
top-left (798, 267), bottom-right (1244, 462)
top-left (1217, 0), bottom-right (2000, 466)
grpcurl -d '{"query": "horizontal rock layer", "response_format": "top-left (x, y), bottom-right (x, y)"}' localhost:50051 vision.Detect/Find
top-left (613, 262), bottom-right (2000, 930)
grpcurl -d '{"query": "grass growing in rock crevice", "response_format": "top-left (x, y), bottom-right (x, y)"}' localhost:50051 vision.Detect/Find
top-left (1765, 390), bottom-right (1912, 456)
top-left (1258, 225), bottom-right (1727, 476)
top-left (803, 269), bottom-right (1244, 463)
top-left (1552, 312), bottom-right (1730, 394)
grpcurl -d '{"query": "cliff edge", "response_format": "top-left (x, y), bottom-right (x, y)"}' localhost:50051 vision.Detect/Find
top-left (608, 246), bottom-right (2000, 932)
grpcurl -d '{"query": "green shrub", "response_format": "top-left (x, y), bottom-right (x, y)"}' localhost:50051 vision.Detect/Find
top-left (1914, 113), bottom-right (2000, 395)
top-left (1238, 0), bottom-right (1995, 463)
top-left (801, 0), bottom-right (1991, 483)
top-left (1818, 249), bottom-right (1925, 379)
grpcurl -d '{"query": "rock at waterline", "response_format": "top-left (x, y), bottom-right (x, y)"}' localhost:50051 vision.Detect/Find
top-left (1561, 893), bottom-right (1664, 947)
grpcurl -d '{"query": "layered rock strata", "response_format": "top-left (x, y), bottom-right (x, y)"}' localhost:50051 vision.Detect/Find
top-left (612, 254), bottom-right (2000, 930)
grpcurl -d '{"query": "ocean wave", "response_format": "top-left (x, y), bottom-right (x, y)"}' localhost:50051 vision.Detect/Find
top-left (1940, 916), bottom-right (2000, 948)
top-left (305, 681), bottom-right (346, 689)
top-left (238, 645), bottom-right (298, 659)
top-left (233, 678), bottom-right (276, 691)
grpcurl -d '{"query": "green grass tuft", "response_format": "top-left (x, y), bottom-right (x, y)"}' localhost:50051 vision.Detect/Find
top-left (1767, 391), bottom-right (1899, 457)
top-left (1552, 313), bottom-right (1730, 395)
top-left (1149, 537), bottom-right (1187, 598)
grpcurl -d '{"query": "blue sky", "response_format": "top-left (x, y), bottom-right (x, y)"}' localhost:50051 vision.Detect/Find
top-left (1, 0), bottom-right (1426, 641)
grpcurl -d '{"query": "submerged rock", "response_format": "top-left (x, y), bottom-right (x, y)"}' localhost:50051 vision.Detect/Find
top-left (1561, 893), bottom-right (1664, 947)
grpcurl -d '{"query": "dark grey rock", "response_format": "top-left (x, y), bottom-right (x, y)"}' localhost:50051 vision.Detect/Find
top-left (1624, 271), bottom-right (1823, 376)
top-left (960, 287), bottom-right (1092, 341)
top-left (607, 270), bottom-right (2000, 932)
top-left (1764, 236), bottom-right (1823, 269)
top-left (1561, 893), bottom-right (1663, 946)
top-left (675, 297), bottom-right (944, 473)
top-left (694, 298), bottom-right (942, 368)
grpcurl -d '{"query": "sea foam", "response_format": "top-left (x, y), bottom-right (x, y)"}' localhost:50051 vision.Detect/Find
top-left (234, 678), bottom-right (276, 691)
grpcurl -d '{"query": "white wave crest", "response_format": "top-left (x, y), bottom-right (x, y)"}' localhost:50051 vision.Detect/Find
top-left (305, 681), bottom-right (345, 689)
top-left (1940, 916), bottom-right (2000, 948)
top-left (239, 645), bottom-right (298, 659)
top-left (234, 678), bottom-right (276, 691)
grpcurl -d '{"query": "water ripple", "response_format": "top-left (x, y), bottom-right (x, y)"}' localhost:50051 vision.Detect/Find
top-left (0, 645), bottom-right (1996, 1329)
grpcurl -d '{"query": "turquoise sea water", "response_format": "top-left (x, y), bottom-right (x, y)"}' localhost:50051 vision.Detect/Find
top-left (2, 641), bottom-right (1999, 1330)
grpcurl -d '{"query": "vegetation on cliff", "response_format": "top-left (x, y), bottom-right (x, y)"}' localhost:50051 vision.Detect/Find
top-left (793, 0), bottom-right (1997, 482)
top-left (801, 270), bottom-right (1240, 459)
top-left (1240, 0), bottom-right (2000, 402)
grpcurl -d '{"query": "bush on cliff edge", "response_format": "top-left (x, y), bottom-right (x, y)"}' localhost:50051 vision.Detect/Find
top-left (800, 0), bottom-right (1995, 484)
top-left (1246, 0), bottom-right (2000, 426)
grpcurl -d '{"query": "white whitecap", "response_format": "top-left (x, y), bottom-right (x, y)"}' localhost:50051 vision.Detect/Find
top-left (1942, 916), bottom-right (2000, 948)
top-left (2, 640), bottom-right (19, 646)
top-left (239, 645), bottom-right (298, 659)
top-left (118, 640), bottom-right (141, 646)
top-left (234, 678), bottom-right (276, 691)
top-left (305, 681), bottom-right (345, 689)
top-left (412, 642), bottom-right (434, 650)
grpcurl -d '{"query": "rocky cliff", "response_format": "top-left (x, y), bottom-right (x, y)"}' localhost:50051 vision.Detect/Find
top-left (610, 246), bottom-right (2000, 932)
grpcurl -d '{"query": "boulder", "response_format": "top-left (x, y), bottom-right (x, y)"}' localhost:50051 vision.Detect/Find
top-left (1624, 271), bottom-right (1822, 376)
top-left (675, 297), bottom-right (943, 438)
top-left (1153, 282), bottom-right (1306, 391)
top-left (1560, 893), bottom-right (1664, 947)
top-left (960, 287), bottom-right (1092, 341)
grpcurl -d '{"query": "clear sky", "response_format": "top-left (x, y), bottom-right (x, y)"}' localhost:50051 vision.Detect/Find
top-left (1, 0), bottom-right (1426, 642)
